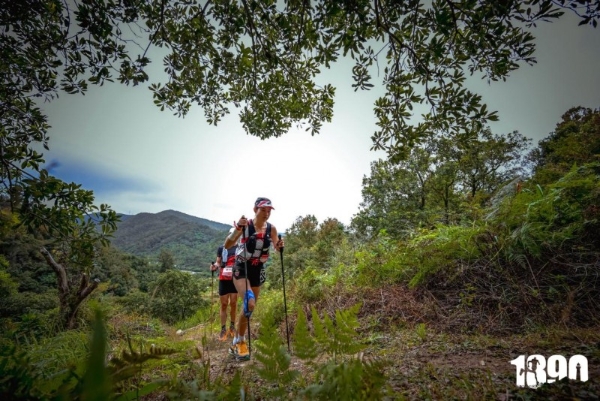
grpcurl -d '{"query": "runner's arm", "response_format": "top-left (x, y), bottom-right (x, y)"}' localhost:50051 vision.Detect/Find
top-left (225, 216), bottom-right (247, 248)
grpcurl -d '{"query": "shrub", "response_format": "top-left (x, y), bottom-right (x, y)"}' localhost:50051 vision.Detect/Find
top-left (117, 289), bottom-right (151, 315)
top-left (0, 291), bottom-right (59, 319)
top-left (148, 270), bottom-right (207, 324)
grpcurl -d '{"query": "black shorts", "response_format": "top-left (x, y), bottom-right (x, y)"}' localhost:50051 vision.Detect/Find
top-left (218, 279), bottom-right (237, 296)
top-left (232, 263), bottom-right (266, 288)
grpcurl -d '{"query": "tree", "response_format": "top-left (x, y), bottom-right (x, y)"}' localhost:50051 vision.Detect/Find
top-left (427, 137), bottom-right (461, 225)
top-left (285, 215), bottom-right (319, 251)
top-left (456, 129), bottom-right (532, 199)
top-left (149, 269), bottom-right (206, 323)
top-left (158, 248), bottom-right (175, 272)
top-left (529, 107), bottom-right (600, 184)
top-left (353, 127), bottom-right (531, 236)
top-left (313, 218), bottom-right (346, 263)
top-left (0, 200), bottom-right (117, 329)
top-left (352, 154), bottom-right (433, 238)
top-left (269, 215), bottom-right (350, 292)
top-left (95, 246), bottom-right (139, 296)
top-left (276, 215), bottom-right (319, 281)
top-left (29, 180), bottom-right (119, 328)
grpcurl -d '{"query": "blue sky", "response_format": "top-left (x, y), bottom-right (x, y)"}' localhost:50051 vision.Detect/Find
top-left (46, 158), bottom-right (158, 195)
top-left (38, 12), bottom-right (600, 232)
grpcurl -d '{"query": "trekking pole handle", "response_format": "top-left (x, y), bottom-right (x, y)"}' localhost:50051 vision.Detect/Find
top-left (278, 234), bottom-right (284, 253)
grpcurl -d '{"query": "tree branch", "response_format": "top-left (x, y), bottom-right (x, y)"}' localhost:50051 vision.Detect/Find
top-left (80, 277), bottom-right (100, 299)
top-left (40, 246), bottom-right (69, 293)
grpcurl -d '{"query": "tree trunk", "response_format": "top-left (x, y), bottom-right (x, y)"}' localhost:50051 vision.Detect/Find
top-left (40, 247), bottom-right (99, 329)
top-left (444, 189), bottom-right (450, 225)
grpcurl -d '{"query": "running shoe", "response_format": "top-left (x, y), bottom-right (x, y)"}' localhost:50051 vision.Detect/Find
top-left (219, 327), bottom-right (227, 341)
top-left (229, 340), bottom-right (250, 360)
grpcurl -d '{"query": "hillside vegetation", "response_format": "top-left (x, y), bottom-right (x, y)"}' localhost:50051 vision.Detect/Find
top-left (1, 106), bottom-right (599, 399)
top-left (111, 210), bottom-right (230, 273)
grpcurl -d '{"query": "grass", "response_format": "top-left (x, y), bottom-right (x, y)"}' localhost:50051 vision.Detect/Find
top-left (25, 329), bottom-right (89, 395)
top-left (8, 294), bottom-right (600, 400)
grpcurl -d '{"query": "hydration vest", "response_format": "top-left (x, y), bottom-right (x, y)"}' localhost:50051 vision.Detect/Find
top-left (218, 244), bottom-right (237, 280)
top-left (235, 219), bottom-right (271, 266)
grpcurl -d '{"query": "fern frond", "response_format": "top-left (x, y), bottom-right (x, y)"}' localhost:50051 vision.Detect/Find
top-left (310, 304), bottom-right (365, 362)
top-left (165, 378), bottom-right (216, 401)
top-left (114, 380), bottom-right (167, 401)
top-left (321, 313), bottom-right (337, 360)
top-left (0, 346), bottom-right (44, 399)
top-left (311, 306), bottom-right (327, 344)
top-left (120, 345), bottom-right (178, 364)
top-left (214, 370), bottom-right (243, 401)
top-left (253, 310), bottom-right (299, 398)
top-left (302, 358), bottom-right (389, 401)
top-left (332, 303), bottom-right (364, 359)
top-left (109, 343), bottom-right (178, 384)
top-left (293, 307), bottom-right (319, 362)
top-left (508, 251), bottom-right (527, 268)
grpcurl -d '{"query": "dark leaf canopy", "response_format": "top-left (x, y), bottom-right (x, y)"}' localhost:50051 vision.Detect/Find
top-left (2, 0), bottom-right (598, 152)
top-left (1, 0), bottom-right (597, 245)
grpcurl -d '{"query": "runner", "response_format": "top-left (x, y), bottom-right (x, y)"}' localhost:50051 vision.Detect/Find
top-left (210, 232), bottom-right (238, 341)
top-left (224, 197), bottom-right (284, 360)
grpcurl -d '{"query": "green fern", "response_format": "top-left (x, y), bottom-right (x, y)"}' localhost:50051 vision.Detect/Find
top-left (70, 310), bottom-right (177, 401)
top-left (311, 303), bottom-right (364, 363)
top-left (164, 363), bottom-right (242, 401)
top-left (115, 381), bottom-right (166, 401)
top-left (0, 346), bottom-right (44, 399)
top-left (109, 334), bottom-right (178, 386)
top-left (214, 370), bottom-right (243, 401)
top-left (311, 306), bottom-right (327, 350)
top-left (253, 309), bottom-right (299, 398)
top-left (302, 304), bottom-right (364, 361)
top-left (292, 306), bottom-right (318, 362)
top-left (302, 358), bottom-right (389, 400)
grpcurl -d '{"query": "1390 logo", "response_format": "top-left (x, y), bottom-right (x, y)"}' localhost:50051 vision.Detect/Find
top-left (510, 354), bottom-right (588, 388)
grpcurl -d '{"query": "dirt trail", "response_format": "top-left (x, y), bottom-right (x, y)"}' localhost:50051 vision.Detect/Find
top-left (173, 319), bottom-right (600, 399)
top-left (178, 322), bottom-right (258, 376)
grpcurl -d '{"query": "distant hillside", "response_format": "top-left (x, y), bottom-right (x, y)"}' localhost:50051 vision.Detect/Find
top-left (111, 210), bottom-right (230, 273)
top-left (116, 213), bottom-right (134, 223)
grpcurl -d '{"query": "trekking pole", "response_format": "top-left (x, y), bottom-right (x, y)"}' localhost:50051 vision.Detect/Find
top-left (211, 263), bottom-right (216, 333)
top-left (242, 226), bottom-right (251, 358)
top-left (279, 234), bottom-right (290, 353)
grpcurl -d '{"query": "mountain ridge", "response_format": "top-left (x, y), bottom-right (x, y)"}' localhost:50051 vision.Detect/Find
top-left (111, 209), bottom-right (230, 272)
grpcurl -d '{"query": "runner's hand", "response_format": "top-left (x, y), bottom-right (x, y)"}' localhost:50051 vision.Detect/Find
top-left (236, 215), bottom-right (248, 229)
top-left (210, 262), bottom-right (218, 271)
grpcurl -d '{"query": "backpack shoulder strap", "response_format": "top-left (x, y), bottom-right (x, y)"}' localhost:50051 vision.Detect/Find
top-left (247, 219), bottom-right (255, 236)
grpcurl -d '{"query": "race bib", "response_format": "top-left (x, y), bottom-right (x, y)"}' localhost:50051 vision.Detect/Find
top-left (222, 267), bottom-right (233, 278)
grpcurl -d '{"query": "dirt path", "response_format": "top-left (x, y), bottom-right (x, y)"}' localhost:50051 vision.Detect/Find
top-left (174, 321), bottom-right (599, 400)
top-left (178, 322), bottom-right (257, 376)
